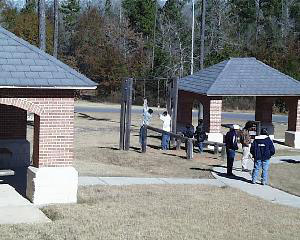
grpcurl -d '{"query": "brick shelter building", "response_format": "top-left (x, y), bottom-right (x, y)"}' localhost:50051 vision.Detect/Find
top-left (0, 27), bottom-right (96, 204)
top-left (177, 58), bottom-right (300, 148)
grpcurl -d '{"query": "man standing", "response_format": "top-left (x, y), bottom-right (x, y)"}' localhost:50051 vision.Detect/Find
top-left (251, 128), bottom-right (275, 185)
top-left (225, 125), bottom-right (239, 176)
top-left (139, 99), bottom-right (153, 149)
top-left (240, 128), bottom-right (251, 172)
top-left (159, 111), bottom-right (171, 150)
top-left (194, 124), bottom-right (206, 153)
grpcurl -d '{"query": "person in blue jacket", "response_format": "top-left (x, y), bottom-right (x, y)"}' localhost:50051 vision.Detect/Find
top-left (225, 125), bottom-right (239, 176)
top-left (251, 128), bottom-right (275, 185)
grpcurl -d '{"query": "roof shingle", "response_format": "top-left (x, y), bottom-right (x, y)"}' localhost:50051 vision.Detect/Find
top-left (179, 58), bottom-right (300, 96)
top-left (0, 27), bottom-right (97, 89)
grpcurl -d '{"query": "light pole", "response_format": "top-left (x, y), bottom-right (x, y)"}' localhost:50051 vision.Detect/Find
top-left (191, 0), bottom-right (195, 75)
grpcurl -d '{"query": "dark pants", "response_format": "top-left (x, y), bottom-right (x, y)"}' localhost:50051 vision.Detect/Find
top-left (139, 125), bottom-right (147, 147)
top-left (226, 148), bottom-right (235, 175)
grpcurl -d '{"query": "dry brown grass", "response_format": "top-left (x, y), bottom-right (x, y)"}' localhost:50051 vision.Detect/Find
top-left (1, 185), bottom-right (300, 240)
top-left (26, 106), bottom-right (291, 178)
top-left (269, 163), bottom-right (300, 196)
top-left (73, 111), bottom-right (221, 178)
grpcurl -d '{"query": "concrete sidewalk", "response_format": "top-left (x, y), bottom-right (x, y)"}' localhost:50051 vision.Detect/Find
top-left (0, 184), bottom-right (50, 224)
top-left (79, 155), bottom-right (300, 209)
top-left (212, 156), bottom-right (300, 208)
top-left (79, 176), bottom-right (225, 187)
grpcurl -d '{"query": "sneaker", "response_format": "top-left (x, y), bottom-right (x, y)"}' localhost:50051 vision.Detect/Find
top-left (261, 182), bottom-right (267, 186)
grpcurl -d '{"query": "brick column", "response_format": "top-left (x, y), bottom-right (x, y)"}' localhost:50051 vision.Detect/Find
top-left (177, 91), bottom-right (194, 131)
top-left (255, 97), bottom-right (274, 136)
top-left (286, 97), bottom-right (300, 132)
top-left (285, 97), bottom-right (300, 148)
top-left (255, 97), bottom-right (273, 123)
top-left (37, 98), bottom-right (74, 167)
top-left (202, 97), bottom-right (223, 143)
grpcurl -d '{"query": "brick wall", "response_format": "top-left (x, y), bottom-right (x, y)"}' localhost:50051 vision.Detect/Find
top-left (255, 97), bottom-right (274, 123)
top-left (286, 97), bottom-right (300, 132)
top-left (0, 104), bottom-right (27, 139)
top-left (0, 89), bottom-right (74, 168)
top-left (177, 91), bottom-right (222, 133)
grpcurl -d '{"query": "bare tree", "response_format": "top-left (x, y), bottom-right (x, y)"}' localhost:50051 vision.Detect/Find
top-left (39, 0), bottom-right (46, 51)
top-left (53, 0), bottom-right (59, 57)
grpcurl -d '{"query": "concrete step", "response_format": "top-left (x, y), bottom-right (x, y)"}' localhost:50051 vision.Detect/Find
top-left (0, 184), bottom-right (51, 224)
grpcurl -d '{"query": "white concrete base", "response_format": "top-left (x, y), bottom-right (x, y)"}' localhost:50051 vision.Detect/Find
top-left (285, 131), bottom-right (300, 149)
top-left (26, 166), bottom-right (78, 205)
top-left (206, 132), bottom-right (224, 150)
top-left (207, 132), bottom-right (223, 143)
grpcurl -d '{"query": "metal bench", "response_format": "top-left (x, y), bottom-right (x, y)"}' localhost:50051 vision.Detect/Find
top-left (0, 169), bottom-right (15, 177)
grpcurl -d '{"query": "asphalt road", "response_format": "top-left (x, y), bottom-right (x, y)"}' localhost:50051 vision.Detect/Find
top-left (75, 106), bottom-right (288, 123)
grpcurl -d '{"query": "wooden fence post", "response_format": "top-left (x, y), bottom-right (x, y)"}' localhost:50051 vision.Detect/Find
top-left (176, 137), bottom-right (182, 150)
top-left (186, 138), bottom-right (193, 160)
top-left (119, 79), bottom-right (127, 150)
top-left (124, 78), bottom-right (133, 150)
top-left (141, 126), bottom-right (147, 153)
top-left (221, 145), bottom-right (226, 161)
top-left (119, 78), bottom-right (133, 151)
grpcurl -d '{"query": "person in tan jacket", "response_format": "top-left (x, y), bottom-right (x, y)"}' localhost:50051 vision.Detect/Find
top-left (240, 128), bottom-right (252, 172)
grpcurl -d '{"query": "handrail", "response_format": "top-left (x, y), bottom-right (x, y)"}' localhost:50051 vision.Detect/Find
top-left (142, 125), bottom-right (226, 160)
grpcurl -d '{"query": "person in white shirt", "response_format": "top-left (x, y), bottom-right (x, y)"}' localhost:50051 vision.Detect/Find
top-left (139, 99), bottom-right (153, 148)
top-left (159, 111), bottom-right (171, 150)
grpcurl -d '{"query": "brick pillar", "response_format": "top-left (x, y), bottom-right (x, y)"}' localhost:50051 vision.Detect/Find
top-left (203, 97), bottom-right (223, 143)
top-left (33, 114), bottom-right (40, 168)
top-left (37, 98), bottom-right (74, 167)
top-left (177, 91), bottom-right (193, 131)
top-left (255, 97), bottom-right (273, 123)
top-left (202, 97), bottom-right (222, 133)
top-left (287, 97), bottom-right (300, 132)
top-left (255, 97), bottom-right (274, 136)
top-left (285, 97), bottom-right (300, 148)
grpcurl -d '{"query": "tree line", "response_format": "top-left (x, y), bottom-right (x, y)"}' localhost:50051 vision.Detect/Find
top-left (0, 0), bottom-right (299, 110)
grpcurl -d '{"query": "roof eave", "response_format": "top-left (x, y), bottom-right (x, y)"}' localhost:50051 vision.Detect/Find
top-left (0, 85), bottom-right (97, 90)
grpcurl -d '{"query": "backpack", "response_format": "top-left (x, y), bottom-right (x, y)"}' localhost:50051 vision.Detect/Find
top-left (185, 127), bottom-right (194, 138)
top-left (241, 131), bottom-right (251, 146)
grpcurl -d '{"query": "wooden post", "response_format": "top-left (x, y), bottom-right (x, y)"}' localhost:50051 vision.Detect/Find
top-left (186, 138), bottom-right (193, 160)
top-left (119, 80), bottom-right (128, 150)
top-left (124, 78), bottom-right (133, 150)
top-left (214, 144), bottom-right (218, 155)
top-left (221, 145), bottom-right (226, 161)
top-left (141, 126), bottom-right (147, 153)
top-left (176, 137), bottom-right (182, 150)
top-left (172, 77), bottom-right (178, 135)
top-left (166, 79), bottom-right (172, 115)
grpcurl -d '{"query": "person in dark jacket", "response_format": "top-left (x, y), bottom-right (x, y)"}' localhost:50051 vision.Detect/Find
top-left (225, 125), bottom-right (239, 176)
top-left (183, 123), bottom-right (194, 152)
top-left (251, 128), bottom-right (275, 185)
top-left (194, 125), bottom-right (206, 153)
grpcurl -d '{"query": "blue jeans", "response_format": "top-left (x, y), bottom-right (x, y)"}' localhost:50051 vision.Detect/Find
top-left (197, 142), bottom-right (204, 153)
top-left (139, 125), bottom-right (147, 146)
top-left (162, 133), bottom-right (170, 150)
top-left (252, 159), bottom-right (270, 184)
top-left (226, 148), bottom-right (235, 175)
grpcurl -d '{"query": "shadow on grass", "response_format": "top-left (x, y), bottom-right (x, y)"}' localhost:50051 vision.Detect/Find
top-left (190, 166), bottom-right (252, 184)
top-left (98, 146), bottom-right (119, 151)
top-left (280, 159), bottom-right (300, 164)
top-left (77, 113), bottom-right (139, 128)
